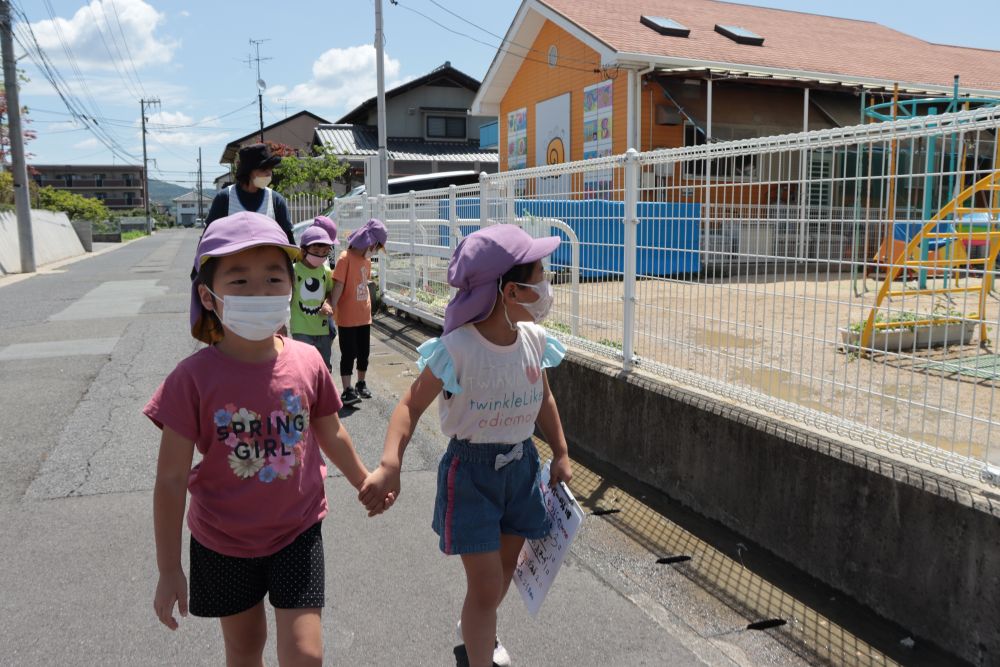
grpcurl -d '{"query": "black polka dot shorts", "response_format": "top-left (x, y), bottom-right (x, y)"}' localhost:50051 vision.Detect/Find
top-left (189, 522), bottom-right (325, 618)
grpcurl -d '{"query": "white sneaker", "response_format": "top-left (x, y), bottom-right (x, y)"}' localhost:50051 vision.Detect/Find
top-left (456, 620), bottom-right (512, 667)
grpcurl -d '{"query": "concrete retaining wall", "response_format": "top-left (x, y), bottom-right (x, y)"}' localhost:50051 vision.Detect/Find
top-left (0, 209), bottom-right (86, 275)
top-left (547, 352), bottom-right (1000, 666)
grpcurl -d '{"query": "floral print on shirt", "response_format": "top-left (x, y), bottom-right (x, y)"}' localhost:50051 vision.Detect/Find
top-left (214, 389), bottom-right (310, 483)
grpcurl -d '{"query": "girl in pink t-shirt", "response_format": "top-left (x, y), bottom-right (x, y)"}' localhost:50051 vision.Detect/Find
top-left (145, 211), bottom-right (393, 665)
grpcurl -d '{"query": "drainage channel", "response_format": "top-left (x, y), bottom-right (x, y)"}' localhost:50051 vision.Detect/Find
top-left (530, 437), bottom-right (961, 666)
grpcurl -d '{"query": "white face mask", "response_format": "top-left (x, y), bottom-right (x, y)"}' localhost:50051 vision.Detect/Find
top-left (252, 174), bottom-right (272, 189)
top-left (514, 279), bottom-right (554, 323)
top-left (364, 248), bottom-right (374, 260)
top-left (207, 288), bottom-right (290, 341)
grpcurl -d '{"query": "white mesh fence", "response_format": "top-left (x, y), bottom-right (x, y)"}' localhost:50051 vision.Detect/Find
top-left (339, 105), bottom-right (1000, 484)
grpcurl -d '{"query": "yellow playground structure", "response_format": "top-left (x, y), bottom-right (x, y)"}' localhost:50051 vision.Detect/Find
top-left (861, 168), bottom-right (1000, 352)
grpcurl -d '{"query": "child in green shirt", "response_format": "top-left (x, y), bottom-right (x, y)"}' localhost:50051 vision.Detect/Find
top-left (290, 222), bottom-right (337, 372)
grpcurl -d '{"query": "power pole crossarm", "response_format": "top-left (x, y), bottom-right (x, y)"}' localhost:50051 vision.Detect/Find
top-left (1, 0), bottom-right (34, 272)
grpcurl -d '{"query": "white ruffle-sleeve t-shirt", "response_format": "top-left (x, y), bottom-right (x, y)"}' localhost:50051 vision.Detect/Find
top-left (417, 321), bottom-right (565, 444)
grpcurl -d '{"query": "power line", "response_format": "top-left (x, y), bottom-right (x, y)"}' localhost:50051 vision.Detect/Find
top-left (84, 0), bottom-right (143, 100)
top-left (420, 0), bottom-right (601, 69)
top-left (12, 23), bottom-right (137, 163)
top-left (107, 0), bottom-right (148, 98)
top-left (11, 1), bottom-right (139, 162)
top-left (391, 0), bottom-right (601, 75)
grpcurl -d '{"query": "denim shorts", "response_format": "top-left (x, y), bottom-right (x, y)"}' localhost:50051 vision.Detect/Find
top-left (291, 332), bottom-right (333, 372)
top-left (431, 438), bottom-right (551, 555)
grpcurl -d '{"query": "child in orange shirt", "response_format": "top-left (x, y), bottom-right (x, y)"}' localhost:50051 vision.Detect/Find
top-left (330, 218), bottom-right (387, 407)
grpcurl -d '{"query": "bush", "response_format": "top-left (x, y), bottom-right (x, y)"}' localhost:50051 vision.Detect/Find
top-left (35, 186), bottom-right (109, 222)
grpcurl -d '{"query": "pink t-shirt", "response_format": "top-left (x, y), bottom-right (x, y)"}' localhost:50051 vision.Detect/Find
top-left (144, 337), bottom-right (342, 558)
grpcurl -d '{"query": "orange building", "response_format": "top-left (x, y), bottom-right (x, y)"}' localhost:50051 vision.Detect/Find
top-left (473, 0), bottom-right (1000, 178)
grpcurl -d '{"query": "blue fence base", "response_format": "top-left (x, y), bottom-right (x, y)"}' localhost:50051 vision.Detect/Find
top-left (437, 197), bottom-right (701, 278)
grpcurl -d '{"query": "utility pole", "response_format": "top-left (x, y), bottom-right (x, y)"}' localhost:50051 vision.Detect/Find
top-left (139, 97), bottom-right (159, 234)
top-left (374, 0), bottom-right (388, 195)
top-left (1, 0), bottom-right (34, 272)
top-left (197, 147), bottom-right (203, 222)
top-left (246, 39), bottom-right (271, 143)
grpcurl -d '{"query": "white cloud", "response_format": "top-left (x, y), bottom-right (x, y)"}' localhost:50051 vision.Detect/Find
top-left (280, 44), bottom-right (408, 116)
top-left (179, 10), bottom-right (190, 18)
top-left (148, 110), bottom-right (193, 126)
top-left (73, 137), bottom-right (100, 149)
top-left (30, 0), bottom-right (178, 73)
top-left (148, 129), bottom-right (229, 148)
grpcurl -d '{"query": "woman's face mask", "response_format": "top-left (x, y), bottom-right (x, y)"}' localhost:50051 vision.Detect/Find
top-left (252, 174), bottom-right (272, 189)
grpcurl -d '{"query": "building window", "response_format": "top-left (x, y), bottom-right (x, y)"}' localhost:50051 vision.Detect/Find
top-left (124, 174), bottom-right (134, 186)
top-left (94, 193), bottom-right (107, 201)
top-left (547, 45), bottom-right (558, 67)
top-left (95, 174), bottom-right (105, 186)
top-left (426, 115), bottom-right (466, 139)
top-left (125, 192), bottom-right (135, 205)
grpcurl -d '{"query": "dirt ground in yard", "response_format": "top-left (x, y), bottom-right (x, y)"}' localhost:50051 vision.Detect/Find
top-left (383, 260), bottom-right (1000, 471)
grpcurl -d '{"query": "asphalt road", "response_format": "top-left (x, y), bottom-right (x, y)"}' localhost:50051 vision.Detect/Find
top-left (0, 229), bottom-right (807, 666)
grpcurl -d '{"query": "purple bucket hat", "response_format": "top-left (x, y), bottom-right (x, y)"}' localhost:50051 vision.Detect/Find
top-left (312, 215), bottom-right (337, 244)
top-left (443, 224), bottom-right (560, 335)
top-left (300, 224), bottom-right (335, 247)
top-left (347, 218), bottom-right (388, 249)
top-left (190, 211), bottom-right (300, 343)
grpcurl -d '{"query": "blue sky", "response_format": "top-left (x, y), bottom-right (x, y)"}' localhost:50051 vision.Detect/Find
top-left (12, 0), bottom-right (1000, 189)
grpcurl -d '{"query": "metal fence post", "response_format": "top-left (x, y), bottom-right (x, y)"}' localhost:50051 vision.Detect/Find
top-left (377, 195), bottom-right (387, 297)
top-left (623, 148), bottom-right (639, 371)
top-left (408, 190), bottom-right (417, 304)
top-left (448, 185), bottom-right (458, 252)
top-left (479, 171), bottom-right (491, 227)
top-left (505, 182), bottom-right (515, 225)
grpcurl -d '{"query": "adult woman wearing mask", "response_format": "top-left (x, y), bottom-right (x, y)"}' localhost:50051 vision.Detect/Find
top-left (204, 143), bottom-right (295, 244)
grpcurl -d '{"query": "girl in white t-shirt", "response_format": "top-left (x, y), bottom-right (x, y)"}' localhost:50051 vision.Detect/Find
top-left (360, 224), bottom-right (572, 667)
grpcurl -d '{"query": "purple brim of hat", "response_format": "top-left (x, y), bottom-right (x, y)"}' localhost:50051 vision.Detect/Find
top-left (442, 233), bottom-right (560, 335)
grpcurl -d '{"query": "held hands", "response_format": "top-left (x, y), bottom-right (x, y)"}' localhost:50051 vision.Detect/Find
top-left (153, 569), bottom-right (188, 630)
top-left (320, 302), bottom-right (334, 317)
top-left (359, 464), bottom-right (401, 517)
top-left (550, 454), bottom-right (573, 487)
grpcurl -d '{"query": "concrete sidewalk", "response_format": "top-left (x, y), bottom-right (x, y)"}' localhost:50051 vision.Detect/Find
top-left (0, 229), bottom-right (749, 666)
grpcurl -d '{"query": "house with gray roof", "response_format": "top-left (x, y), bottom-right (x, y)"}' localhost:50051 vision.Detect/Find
top-left (312, 62), bottom-right (498, 184)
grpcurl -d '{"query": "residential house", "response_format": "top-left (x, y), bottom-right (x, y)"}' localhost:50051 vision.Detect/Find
top-left (172, 190), bottom-right (214, 227)
top-left (30, 164), bottom-right (144, 211)
top-left (312, 62), bottom-right (499, 189)
top-left (472, 0), bottom-right (1000, 206)
top-left (218, 110), bottom-right (331, 172)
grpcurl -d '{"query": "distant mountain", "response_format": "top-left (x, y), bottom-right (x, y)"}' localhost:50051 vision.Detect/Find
top-left (147, 179), bottom-right (214, 205)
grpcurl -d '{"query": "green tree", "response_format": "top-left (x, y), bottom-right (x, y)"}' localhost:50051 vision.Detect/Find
top-left (272, 144), bottom-right (349, 201)
top-left (35, 186), bottom-right (109, 221)
top-left (0, 171), bottom-right (38, 208)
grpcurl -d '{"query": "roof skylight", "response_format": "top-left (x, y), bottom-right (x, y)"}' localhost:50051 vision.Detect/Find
top-left (715, 24), bottom-right (764, 46)
top-left (640, 16), bottom-right (691, 38)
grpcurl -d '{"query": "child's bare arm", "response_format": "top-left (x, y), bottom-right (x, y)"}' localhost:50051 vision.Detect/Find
top-left (311, 412), bottom-right (368, 490)
top-left (328, 280), bottom-right (345, 313)
top-left (152, 427), bottom-right (195, 630)
top-left (358, 366), bottom-right (443, 510)
top-left (536, 371), bottom-right (573, 485)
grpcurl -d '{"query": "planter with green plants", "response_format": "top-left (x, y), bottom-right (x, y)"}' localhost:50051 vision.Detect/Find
top-left (839, 308), bottom-right (978, 353)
